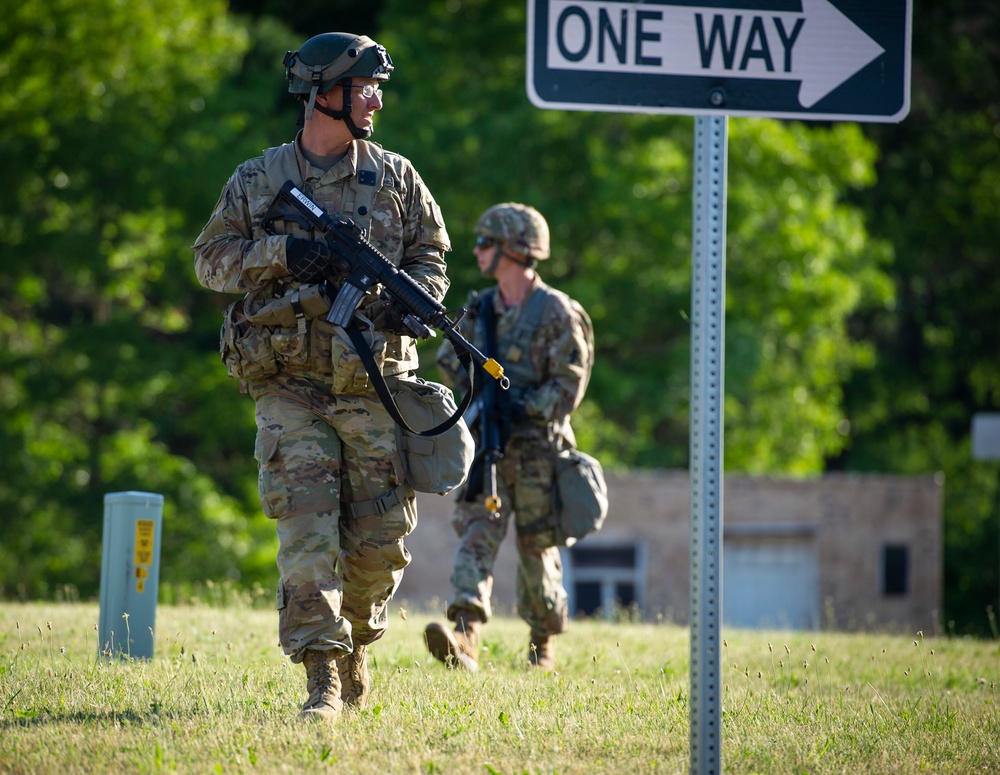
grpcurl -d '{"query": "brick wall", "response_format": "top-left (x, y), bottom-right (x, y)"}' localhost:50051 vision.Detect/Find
top-left (398, 470), bottom-right (942, 633)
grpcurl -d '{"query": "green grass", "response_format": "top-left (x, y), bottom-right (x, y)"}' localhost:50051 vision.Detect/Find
top-left (1, 602), bottom-right (997, 774)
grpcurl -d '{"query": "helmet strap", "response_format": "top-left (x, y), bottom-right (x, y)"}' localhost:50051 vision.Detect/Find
top-left (302, 68), bottom-right (325, 122)
top-left (483, 246), bottom-right (503, 276)
top-left (306, 78), bottom-right (373, 140)
top-left (303, 85), bottom-right (319, 122)
top-left (501, 248), bottom-right (535, 269)
top-left (483, 245), bottom-right (533, 277)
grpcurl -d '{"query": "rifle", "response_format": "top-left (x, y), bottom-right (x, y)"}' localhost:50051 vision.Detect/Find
top-left (478, 371), bottom-right (505, 514)
top-left (262, 180), bottom-right (509, 390)
top-left (465, 288), bottom-right (507, 513)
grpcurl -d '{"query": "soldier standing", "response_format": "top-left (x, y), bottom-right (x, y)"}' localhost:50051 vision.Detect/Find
top-left (193, 32), bottom-right (451, 721)
top-left (425, 204), bottom-right (593, 671)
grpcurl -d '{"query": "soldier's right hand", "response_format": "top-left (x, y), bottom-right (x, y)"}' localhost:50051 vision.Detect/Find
top-left (285, 237), bottom-right (349, 283)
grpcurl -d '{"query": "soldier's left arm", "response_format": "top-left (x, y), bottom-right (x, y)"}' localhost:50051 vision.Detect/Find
top-left (394, 160), bottom-right (451, 303)
top-left (521, 299), bottom-right (592, 423)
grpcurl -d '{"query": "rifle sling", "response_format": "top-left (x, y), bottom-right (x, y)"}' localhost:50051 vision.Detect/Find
top-left (479, 289), bottom-right (506, 444)
top-left (345, 321), bottom-right (474, 437)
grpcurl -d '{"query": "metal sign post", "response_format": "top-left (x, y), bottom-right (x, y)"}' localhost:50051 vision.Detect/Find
top-left (688, 115), bottom-right (727, 774)
top-left (525, 2), bottom-right (912, 772)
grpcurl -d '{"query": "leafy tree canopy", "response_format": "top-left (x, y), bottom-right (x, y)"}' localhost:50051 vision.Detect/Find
top-left (375, 0), bottom-right (891, 474)
top-left (0, 0), bottom-right (291, 598)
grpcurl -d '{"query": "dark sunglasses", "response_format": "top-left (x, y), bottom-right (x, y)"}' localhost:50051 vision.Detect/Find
top-left (475, 236), bottom-right (498, 249)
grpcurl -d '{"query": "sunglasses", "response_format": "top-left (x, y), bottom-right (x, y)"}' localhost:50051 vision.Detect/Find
top-left (475, 236), bottom-right (498, 249)
top-left (347, 83), bottom-right (383, 100)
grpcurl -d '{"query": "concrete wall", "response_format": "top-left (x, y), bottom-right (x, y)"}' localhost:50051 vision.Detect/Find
top-left (397, 470), bottom-right (943, 633)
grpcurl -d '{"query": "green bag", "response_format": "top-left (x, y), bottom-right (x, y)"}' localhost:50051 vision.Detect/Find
top-left (552, 447), bottom-right (609, 546)
top-left (391, 378), bottom-right (475, 495)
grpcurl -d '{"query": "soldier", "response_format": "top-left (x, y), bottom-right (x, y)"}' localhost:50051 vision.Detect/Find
top-left (193, 32), bottom-right (451, 721)
top-left (425, 203), bottom-right (594, 672)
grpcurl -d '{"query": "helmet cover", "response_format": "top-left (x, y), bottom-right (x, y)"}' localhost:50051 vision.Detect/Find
top-left (476, 203), bottom-right (550, 260)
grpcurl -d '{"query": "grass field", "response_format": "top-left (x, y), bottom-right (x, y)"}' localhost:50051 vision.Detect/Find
top-left (1, 601), bottom-right (998, 774)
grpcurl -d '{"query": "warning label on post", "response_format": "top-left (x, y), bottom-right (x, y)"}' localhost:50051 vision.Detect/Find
top-left (134, 519), bottom-right (155, 592)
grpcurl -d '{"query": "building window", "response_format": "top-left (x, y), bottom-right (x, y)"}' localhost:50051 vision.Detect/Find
top-left (562, 541), bottom-right (645, 619)
top-left (882, 544), bottom-right (909, 596)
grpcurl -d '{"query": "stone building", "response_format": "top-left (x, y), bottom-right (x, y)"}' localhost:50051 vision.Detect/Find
top-left (399, 470), bottom-right (943, 633)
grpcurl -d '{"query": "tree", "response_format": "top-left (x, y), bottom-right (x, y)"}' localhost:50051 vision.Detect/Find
top-left (0, 0), bottom-right (297, 598)
top-left (228, 0), bottom-right (383, 38)
top-left (841, 3), bottom-right (1000, 633)
top-left (374, 0), bottom-right (891, 473)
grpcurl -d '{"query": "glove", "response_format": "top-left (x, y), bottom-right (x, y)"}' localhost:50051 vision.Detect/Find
top-left (372, 298), bottom-right (412, 336)
top-left (285, 237), bottom-right (346, 283)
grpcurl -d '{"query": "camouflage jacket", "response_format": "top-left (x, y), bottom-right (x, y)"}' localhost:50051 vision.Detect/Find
top-left (193, 135), bottom-right (451, 385)
top-left (436, 276), bottom-right (593, 448)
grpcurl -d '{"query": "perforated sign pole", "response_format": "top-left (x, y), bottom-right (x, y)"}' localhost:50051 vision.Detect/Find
top-left (688, 115), bottom-right (727, 775)
top-left (526, 4), bottom-right (911, 772)
top-left (98, 491), bottom-right (164, 660)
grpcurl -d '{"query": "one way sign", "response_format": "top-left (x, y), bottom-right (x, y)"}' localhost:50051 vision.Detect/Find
top-left (527, 0), bottom-right (912, 122)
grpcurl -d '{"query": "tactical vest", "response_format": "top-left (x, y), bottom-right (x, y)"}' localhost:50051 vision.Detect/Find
top-left (483, 284), bottom-right (594, 390)
top-left (481, 285), bottom-right (553, 391)
top-left (223, 139), bottom-right (417, 394)
top-left (261, 140), bottom-right (385, 239)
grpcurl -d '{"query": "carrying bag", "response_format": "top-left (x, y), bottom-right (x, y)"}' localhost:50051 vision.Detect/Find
top-left (391, 378), bottom-right (475, 495)
top-left (552, 447), bottom-right (609, 546)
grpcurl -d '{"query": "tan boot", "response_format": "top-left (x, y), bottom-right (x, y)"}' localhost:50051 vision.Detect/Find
top-left (300, 649), bottom-right (343, 721)
top-left (528, 632), bottom-right (556, 671)
top-left (424, 611), bottom-right (481, 671)
top-left (339, 644), bottom-right (370, 709)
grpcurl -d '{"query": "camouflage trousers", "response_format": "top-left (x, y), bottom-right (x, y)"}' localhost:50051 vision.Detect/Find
top-left (250, 373), bottom-right (416, 664)
top-left (447, 436), bottom-right (568, 636)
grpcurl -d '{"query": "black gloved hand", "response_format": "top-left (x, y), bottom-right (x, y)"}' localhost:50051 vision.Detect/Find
top-left (285, 237), bottom-right (347, 283)
top-left (372, 298), bottom-right (412, 336)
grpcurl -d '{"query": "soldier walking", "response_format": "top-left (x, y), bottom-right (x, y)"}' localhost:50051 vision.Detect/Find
top-left (426, 204), bottom-right (594, 671)
top-left (193, 32), bottom-right (451, 721)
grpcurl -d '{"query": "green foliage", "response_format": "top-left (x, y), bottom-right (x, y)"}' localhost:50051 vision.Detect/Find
top-left (0, 1), bottom-right (297, 599)
top-left (839, 3), bottom-right (1000, 632)
top-left (376, 0), bottom-right (890, 473)
top-left (0, 0), bottom-right (995, 640)
top-left (229, 0), bottom-right (383, 38)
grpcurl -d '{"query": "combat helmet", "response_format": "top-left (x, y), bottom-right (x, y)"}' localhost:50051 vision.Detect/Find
top-left (283, 32), bottom-right (393, 133)
top-left (476, 203), bottom-right (550, 263)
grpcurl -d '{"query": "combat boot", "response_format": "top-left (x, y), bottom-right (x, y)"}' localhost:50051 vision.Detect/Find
top-left (424, 611), bottom-right (481, 671)
top-left (300, 649), bottom-right (343, 721)
top-left (339, 644), bottom-right (370, 709)
top-left (528, 631), bottom-right (556, 671)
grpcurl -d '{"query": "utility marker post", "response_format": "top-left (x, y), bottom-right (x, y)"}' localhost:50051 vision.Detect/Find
top-left (688, 115), bottom-right (728, 775)
top-left (971, 413), bottom-right (1000, 625)
top-left (98, 491), bottom-right (164, 660)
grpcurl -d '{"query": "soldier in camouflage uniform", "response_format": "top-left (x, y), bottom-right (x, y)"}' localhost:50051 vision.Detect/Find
top-left (424, 204), bottom-right (593, 672)
top-left (193, 32), bottom-right (451, 721)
